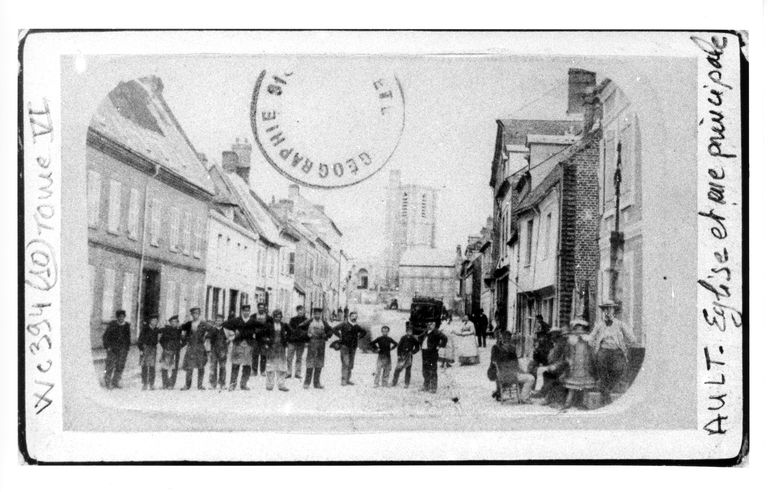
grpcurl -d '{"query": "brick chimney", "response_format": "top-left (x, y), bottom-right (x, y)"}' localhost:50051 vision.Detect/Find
top-left (288, 184), bottom-right (300, 200)
top-left (566, 68), bottom-right (597, 116)
top-left (231, 138), bottom-right (252, 184)
top-left (222, 150), bottom-right (239, 174)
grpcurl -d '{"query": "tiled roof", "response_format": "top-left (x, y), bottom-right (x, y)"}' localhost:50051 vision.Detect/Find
top-left (515, 165), bottom-right (562, 214)
top-left (90, 76), bottom-right (215, 195)
top-left (226, 172), bottom-right (284, 246)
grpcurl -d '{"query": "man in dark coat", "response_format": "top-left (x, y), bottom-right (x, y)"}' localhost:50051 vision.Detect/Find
top-left (533, 315), bottom-right (553, 366)
top-left (286, 305), bottom-right (308, 379)
top-left (300, 307), bottom-right (334, 389)
top-left (419, 321), bottom-right (448, 393)
top-left (102, 309), bottom-right (131, 389)
top-left (533, 325), bottom-right (569, 405)
top-left (391, 323), bottom-right (420, 388)
top-left (224, 305), bottom-right (254, 391)
top-left (159, 315), bottom-right (182, 389)
top-left (180, 307), bottom-right (210, 390)
top-left (251, 302), bottom-right (270, 376)
top-left (474, 308), bottom-right (489, 348)
top-left (332, 311), bottom-right (367, 386)
top-left (208, 313), bottom-right (230, 391)
top-left (137, 313), bottom-right (160, 390)
top-left (261, 309), bottom-right (291, 391)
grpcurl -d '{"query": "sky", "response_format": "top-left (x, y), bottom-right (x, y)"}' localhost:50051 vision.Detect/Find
top-left (108, 55), bottom-right (592, 260)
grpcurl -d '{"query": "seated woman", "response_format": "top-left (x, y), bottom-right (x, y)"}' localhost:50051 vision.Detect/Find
top-left (533, 325), bottom-right (569, 406)
top-left (488, 331), bottom-right (535, 403)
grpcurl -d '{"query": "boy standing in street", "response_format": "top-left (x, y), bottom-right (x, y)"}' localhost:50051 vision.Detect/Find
top-left (208, 313), bottom-right (230, 391)
top-left (137, 313), bottom-right (160, 390)
top-left (369, 326), bottom-right (398, 388)
top-left (420, 321), bottom-right (448, 393)
top-left (391, 323), bottom-right (420, 388)
top-left (159, 315), bottom-right (182, 389)
top-left (102, 309), bottom-right (131, 389)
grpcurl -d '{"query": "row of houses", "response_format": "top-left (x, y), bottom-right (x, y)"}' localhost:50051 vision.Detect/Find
top-left (86, 76), bottom-right (349, 347)
top-left (459, 68), bottom-right (644, 368)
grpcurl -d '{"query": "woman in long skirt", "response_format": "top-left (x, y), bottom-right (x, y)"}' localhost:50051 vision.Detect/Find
top-left (455, 314), bottom-right (480, 365)
top-left (438, 315), bottom-right (456, 368)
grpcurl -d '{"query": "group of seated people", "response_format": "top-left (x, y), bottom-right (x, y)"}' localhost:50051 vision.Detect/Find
top-left (488, 301), bottom-right (635, 409)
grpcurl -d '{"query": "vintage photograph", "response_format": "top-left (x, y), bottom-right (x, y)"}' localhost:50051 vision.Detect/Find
top-left (19, 30), bottom-right (746, 462)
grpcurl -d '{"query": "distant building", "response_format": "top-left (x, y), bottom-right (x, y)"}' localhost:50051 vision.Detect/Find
top-left (458, 217), bottom-right (494, 319)
top-left (397, 246), bottom-right (457, 310)
top-left (87, 76), bottom-right (215, 347)
top-left (383, 170), bottom-right (438, 288)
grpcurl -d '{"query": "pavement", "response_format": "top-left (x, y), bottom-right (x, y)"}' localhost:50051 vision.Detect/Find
top-left (88, 303), bottom-right (584, 431)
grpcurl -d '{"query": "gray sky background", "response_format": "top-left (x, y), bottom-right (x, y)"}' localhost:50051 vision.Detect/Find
top-left (138, 55), bottom-right (593, 259)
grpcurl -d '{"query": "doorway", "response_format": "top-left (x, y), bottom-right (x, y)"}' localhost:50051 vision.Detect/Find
top-left (141, 268), bottom-right (160, 323)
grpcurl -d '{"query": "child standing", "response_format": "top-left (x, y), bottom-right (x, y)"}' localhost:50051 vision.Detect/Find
top-left (370, 326), bottom-right (398, 388)
top-left (391, 323), bottom-right (420, 388)
top-left (137, 313), bottom-right (160, 390)
top-left (159, 315), bottom-right (182, 389)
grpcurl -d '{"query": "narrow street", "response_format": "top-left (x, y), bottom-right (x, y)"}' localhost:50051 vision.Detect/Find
top-left (90, 303), bottom-right (571, 431)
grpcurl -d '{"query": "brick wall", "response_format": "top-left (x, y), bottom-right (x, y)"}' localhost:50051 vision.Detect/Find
top-left (558, 134), bottom-right (601, 325)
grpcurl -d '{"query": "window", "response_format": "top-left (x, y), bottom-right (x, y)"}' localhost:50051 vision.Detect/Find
top-left (107, 179), bottom-right (122, 234)
top-left (102, 267), bottom-right (115, 320)
top-left (603, 130), bottom-right (616, 209)
top-left (525, 219), bottom-right (534, 266)
top-left (169, 207), bottom-right (180, 252)
top-left (401, 192), bottom-right (408, 218)
top-left (182, 211), bottom-right (192, 255)
top-left (619, 114), bottom-right (634, 198)
top-left (127, 188), bottom-right (140, 240)
top-left (543, 213), bottom-right (552, 258)
top-left (165, 281), bottom-right (177, 321)
top-left (87, 170), bottom-right (101, 228)
top-left (121, 272), bottom-right (134, 320)
top-left (149, 198), bottom-right (161, 247)
top-left (421, 194), bottom-right (427, 218)
top-left (193, 217), bottom-right (203, 258)
top-left (179, 283), bottom-right (188, 320)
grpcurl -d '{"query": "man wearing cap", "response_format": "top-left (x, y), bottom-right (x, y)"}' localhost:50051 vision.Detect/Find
top-left (331, 311), bottom-right (367, 386)
top-left (102, 309), bottom-right (131, 389)
top-left (180, 307), bottom-right (210, 390)
top-left (207, 313), bottom-right (230, 391)
top-left (299, 307), bottom-right (333, 389)
top-left (159, 315), bottom-right (182, 389)
top-left (137, 313), bottom-right (161, 390)
top-left (590, 301), bottom-right (636, 404)
top-left (251, 302), bottom-right (270, 377)
top-left (224, 305), bottom-right (254, 390)
top-left (286, 305), bottom-right (308, 379)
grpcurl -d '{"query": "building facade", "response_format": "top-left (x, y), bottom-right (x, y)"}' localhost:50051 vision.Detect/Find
top-left (87, 76), bottom-right (215, 347)
top-left (383, 170), bottom-right (438, 288)
top-left (397, 246), bottom-right (457, 310)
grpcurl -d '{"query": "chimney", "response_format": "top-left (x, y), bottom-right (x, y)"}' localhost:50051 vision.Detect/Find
top-left (581, 86), bottom-right (600, 138)
top-left (231, 138), bottom-right (252, 184)
top-left (288, 184), bottom-right (300, 200)
top-left (566, 68), bottom-right (596, 116)
top-left (222, 151), bottom-right (239, 174)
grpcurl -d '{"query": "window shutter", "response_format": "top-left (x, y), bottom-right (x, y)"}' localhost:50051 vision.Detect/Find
top-left (87, 170), bottom-right (101, 228)
top-left (179, 283), bottom-right (188, 319)
top-left (102, 267), bottom-right (116, 320)
top-left (127, 188), bottom-right (140, 240)
top-left (169, 208), bottom-right (180, 252)
top-left (121, 272), bottom-right (134, 321)
top-left (107, 180), bottom-right (122, 234)
top-left (183, 211), bottom-right (192, 255)
top-left (193, 217), bottom-right (204, 258)
top-left (149, 198), bottom-right (161, 247)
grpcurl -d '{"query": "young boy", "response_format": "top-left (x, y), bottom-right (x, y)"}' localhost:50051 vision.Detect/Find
top-left (137, 313), bottom-right (160, 390)
top-left (159, 315), bottom-right (182, 389)
top-left (391, 323), bottom-right (420, 388)
top-left (369, 326), bottom-right (398, 388)
top-left (208, 313), bottom-right (230, 391)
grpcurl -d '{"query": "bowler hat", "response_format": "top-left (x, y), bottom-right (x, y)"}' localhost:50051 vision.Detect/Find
top-left (190, 306), bottom-right (201, 314)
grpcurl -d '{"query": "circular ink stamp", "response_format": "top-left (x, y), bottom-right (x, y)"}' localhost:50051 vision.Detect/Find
top-left (250, 67), bottom-right (405, 189)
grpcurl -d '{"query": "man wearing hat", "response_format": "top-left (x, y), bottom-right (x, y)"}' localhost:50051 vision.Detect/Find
top-left (590, 300), bottom-right (636, 404)
top-left (180, 307), bottom-right (210, 390)
top-left (159, 315), bottom-right (182, 389)
top-left (224, 304), bottom-right (254, 390)
top-left (137, 313), bottom-right (161, 390)
top-left (102, 309), bottom-right (131, 389)
top-left (331, 311), bottom-right (367, 386)
top-left (299, 307), bottom-right (333, 389)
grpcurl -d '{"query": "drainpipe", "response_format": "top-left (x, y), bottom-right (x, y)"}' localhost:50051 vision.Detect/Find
top-left (555, 177), bottom-right (563, 329)
top-left (134, 165), bottom-right (160, 339)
